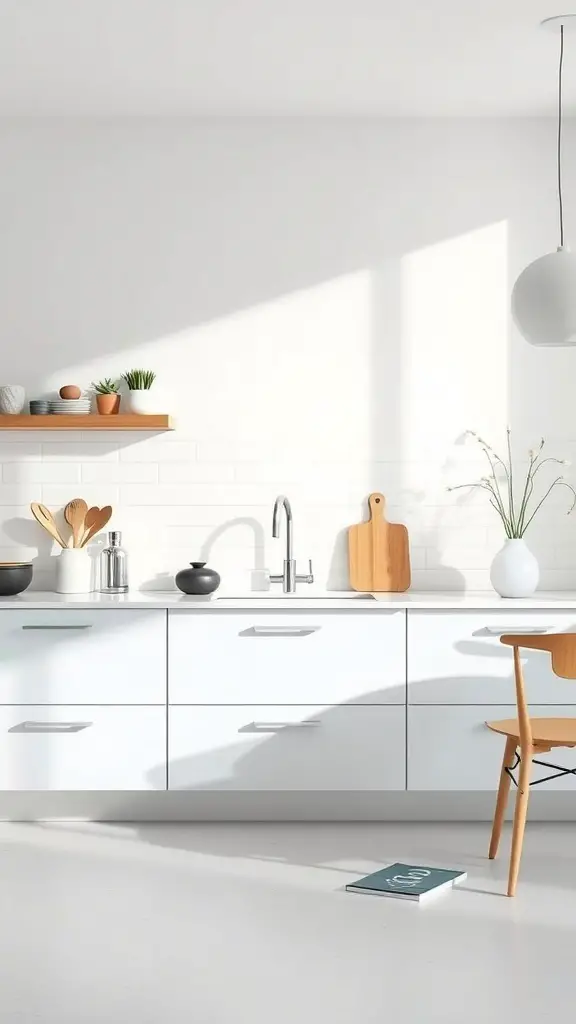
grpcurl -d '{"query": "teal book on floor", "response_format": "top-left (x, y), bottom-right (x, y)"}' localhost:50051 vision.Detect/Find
top-left (346, 863), bottom-right (467, 902)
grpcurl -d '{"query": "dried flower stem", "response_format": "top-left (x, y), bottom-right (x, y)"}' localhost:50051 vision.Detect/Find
top-left (451, 431), bottom-right (575, 537)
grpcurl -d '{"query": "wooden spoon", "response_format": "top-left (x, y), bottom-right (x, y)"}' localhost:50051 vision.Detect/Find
top-left (80, 506), bottom-right (101, 545)
top-left (30, 502), bottom-right (66, 548)
top-left (64, 498), bottom-right (88, 548)
top-left (80, 506), bottom-right (112, 547)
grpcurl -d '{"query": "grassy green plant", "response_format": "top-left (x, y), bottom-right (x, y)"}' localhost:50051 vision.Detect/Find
top-left (448, 429), bottom-right (576, 538)
top-left (122, 369), bottom-right (156, 390)
top-left (91, 378), bottom-right (119, 395)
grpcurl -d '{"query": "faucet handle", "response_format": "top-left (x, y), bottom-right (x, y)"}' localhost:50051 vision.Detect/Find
top-left (296, 558), bottom-right (314, 585)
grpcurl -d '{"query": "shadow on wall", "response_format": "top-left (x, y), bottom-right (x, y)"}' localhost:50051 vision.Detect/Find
top-left (0, 118), bottom-right (536, 586)
top-left (200, 518), bottom-right (266, 575)
top-left (2, 514), bottom-right (106, 588)
top-left (0, 120), bottom-right (523, 389)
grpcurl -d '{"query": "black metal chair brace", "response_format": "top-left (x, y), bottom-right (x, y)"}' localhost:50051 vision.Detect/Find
top-left (505, 750), bottom-right (576, 788)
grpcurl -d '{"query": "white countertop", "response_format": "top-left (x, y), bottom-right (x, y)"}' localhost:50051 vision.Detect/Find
top-left (4, 589), bottom-right (576, 610)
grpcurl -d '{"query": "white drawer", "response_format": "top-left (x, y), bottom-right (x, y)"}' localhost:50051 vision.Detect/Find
top-left (408, 705), bottom-right (576, 791)
top-left (0, 610), bottom-right (166, 704)
top-left (0, 705), bottom-right (166, 790)
top-left (168, 705), bottom-right (405, 791)
top-left (168, 610), bottom-right (405, 705)
top-left (408, 610), bottom-right (576, 704)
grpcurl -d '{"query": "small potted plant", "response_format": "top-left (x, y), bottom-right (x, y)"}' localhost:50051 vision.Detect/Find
top-left (122, 368), bottom-right (157, 414)
top-left (92, 378), bottom-right (120, 415)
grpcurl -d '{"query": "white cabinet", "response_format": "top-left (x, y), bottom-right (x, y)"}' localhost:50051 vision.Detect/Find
top-left (408, 705), bottom-right (576, 791)
top-left (168, 705), bottom-right (405, 791)
top-left (408, 610), bottom-right (576, 704)
top-left (0, 706), bottom-right (166, 790)
top-left (0, 610), bottom-right (166, 704)
top-left (169, 610), bottom-right (405, 705)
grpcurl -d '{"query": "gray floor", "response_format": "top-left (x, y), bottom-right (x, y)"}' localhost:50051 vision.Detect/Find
top-left (0, 820), bottom-right (573, 1022)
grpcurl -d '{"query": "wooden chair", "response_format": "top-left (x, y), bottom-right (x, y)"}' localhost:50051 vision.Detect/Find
top-left (487, 633), bottom-right (576, 896)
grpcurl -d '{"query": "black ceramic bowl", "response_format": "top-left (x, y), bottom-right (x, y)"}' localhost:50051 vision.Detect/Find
top-left (0, 563), bottom-right (33, 596)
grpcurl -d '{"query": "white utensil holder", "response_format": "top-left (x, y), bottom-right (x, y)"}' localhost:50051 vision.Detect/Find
top-left (56, 549), bottom-right (94, 594)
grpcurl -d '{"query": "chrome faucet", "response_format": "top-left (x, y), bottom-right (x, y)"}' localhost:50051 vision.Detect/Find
top-left (269, 495), bottom-right (314, 594)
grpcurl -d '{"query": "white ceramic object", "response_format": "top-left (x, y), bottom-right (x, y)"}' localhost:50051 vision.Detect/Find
top-left (0, 385), bottom-right (26, 414)
top-left (55, 549), bottom-right (94, 594)
top-left (126, 389), bottom-right (156, 414)
top-left (49, 399), bottom-right (91, 415)
top-left (489, 538), bottom-right (539, 598)
top-left (512, 247), bottom-right (576, 347)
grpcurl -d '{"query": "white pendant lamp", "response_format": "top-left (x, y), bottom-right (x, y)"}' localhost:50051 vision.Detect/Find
top-left (512, 15), bottom-right (576, 347)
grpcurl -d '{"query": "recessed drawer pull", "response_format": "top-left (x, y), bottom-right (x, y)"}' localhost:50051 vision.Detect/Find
top-left (482, 626), bottom-right (552, 636)
top-left (9, 721), bottom-right (92, 733)
top-left (21, 625), bottom-right (93, 631)
top-left (240, 720), bottom-right (321, 733)
top-left (248, 626), bottom-right (320, 637)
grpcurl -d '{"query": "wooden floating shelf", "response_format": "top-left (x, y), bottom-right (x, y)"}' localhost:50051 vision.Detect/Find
top-left (0, 414), bottom-right (174, 431)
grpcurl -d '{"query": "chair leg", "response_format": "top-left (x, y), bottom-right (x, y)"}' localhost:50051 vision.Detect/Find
top-left (489, 736), bottom-right (517, 860)
top-left (507, 747), bottom-right (533, 898)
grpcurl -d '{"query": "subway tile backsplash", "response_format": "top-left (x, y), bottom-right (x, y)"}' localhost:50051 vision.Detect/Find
top-left (0, 432), bottom-right (574, 593)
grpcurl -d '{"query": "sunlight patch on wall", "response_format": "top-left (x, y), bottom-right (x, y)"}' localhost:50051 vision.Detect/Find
top-left (51, 270), bottom-right (374, 455)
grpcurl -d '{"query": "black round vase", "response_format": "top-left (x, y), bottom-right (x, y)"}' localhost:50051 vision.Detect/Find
top-left (175, 561), bottom-right (221, 596)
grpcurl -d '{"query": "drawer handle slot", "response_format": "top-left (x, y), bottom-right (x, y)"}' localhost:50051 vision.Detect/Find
top-left (246, 626), bottom-right (320, 637)
top-left (9, 721), bottom-right (93, 733)
top-left (481, 626), bottom-right (552, 636)
top-left (239, 720), bottom-right (321, 733)
top-left (21, 625), bottom-right (93, 631)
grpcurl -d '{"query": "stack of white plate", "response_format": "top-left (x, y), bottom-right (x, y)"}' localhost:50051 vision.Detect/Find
top-left (49, 399), bottom-right (92, 415)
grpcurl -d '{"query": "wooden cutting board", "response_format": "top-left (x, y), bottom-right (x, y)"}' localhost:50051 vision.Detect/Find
top-left (348, 493), bottom-right (411, 592)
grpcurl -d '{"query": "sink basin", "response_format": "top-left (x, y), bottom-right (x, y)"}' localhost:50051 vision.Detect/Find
top-left (223, 591), bottom-right (374, 601)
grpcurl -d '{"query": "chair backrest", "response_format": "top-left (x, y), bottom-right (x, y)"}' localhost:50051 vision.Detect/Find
top-left (500, 633), bottom-right (576, 749)
top-left (500, 633), bottom-right (576, 679)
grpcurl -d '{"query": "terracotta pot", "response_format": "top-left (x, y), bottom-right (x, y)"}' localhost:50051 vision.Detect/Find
top-left (96, 393), bottom-right (120, 415)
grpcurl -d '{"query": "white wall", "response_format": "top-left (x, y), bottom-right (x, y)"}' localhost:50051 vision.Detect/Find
top-left (0, 117), bottom-right (575, 592)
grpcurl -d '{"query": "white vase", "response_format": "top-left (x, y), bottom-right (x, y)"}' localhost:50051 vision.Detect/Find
top-left (56, 549), bottom-right (94, 594)
top-left (127, 390), bottom-right (156, 414)
top-left (0, 384), bottom-right (25, 414)
top-left (490, 539), bottom-right (539, 598)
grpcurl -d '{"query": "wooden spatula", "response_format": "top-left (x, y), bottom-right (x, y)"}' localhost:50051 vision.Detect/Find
top-left (30, 502), bottom-right (66, 548)
top-left (64, 498), bottom-right (88, 548)
top-left (80, 506), bottom-right (112, 546)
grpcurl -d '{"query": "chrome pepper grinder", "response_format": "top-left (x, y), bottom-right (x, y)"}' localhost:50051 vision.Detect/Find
top-left (99, 531), bottom-right (129, 593)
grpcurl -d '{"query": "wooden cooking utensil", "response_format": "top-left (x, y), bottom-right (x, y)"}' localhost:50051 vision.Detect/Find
top-left (64, 498), bottom-right (88, 548)
top-left (348, 493), bottom-right (411, 592)
top-left (80, 506), bottom-right (101, 545)
top-left (81, 505), bottom-right (112, 547)
top-left (30, 502), bottom-right (66, 549)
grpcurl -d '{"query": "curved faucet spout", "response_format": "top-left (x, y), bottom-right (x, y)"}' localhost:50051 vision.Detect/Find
top-left (270, 495), bottom-right (312, 593)
top-left (272, 494), bottom-right (293, 546)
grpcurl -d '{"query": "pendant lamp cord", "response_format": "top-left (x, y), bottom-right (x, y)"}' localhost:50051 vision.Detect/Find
top-left (558, 22), bottom-right (565, 248)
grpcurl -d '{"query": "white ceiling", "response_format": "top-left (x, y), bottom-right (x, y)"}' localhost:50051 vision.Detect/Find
top-left (0, 0), bottom-right (574, 116)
